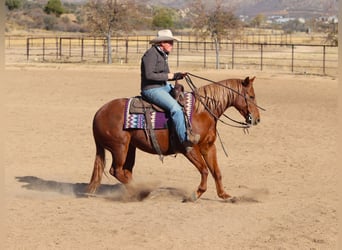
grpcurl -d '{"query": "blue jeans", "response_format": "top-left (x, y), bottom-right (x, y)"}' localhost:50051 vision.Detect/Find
top-left (141, 83), bottom-right (187, 143)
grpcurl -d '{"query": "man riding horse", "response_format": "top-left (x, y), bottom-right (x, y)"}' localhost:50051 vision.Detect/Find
top-left (140, 29), bottom-right (200, 153)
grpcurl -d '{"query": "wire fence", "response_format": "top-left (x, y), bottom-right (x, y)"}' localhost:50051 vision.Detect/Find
top-left (5, 35), bottom-right (338, 76)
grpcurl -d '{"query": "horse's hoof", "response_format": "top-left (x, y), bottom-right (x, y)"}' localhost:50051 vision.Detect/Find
top-left (82, 192), bottom-right (97, 198)
top-left (136, 190), bottom-right (152, 201)
top-left (182, 191), bottom-right (197, 203)
top-left (224, 196), bottom-right (238, 203)
top-left (84, 187), bottom-right (95, 195)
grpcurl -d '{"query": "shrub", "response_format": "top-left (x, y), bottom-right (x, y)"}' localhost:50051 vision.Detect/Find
top-left (43, 15), bottom-right (58, 30)
top-left (5, 0), bottom-right (22, 10)
top-left (44, 0), bottom-right (64, 17)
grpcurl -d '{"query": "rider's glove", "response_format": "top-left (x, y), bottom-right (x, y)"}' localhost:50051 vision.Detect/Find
top-left (173, 72), bottom-right (187, 80)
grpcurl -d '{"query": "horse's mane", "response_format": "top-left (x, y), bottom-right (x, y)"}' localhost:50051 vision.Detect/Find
top-left (193, 79), bottom-right (242, 115)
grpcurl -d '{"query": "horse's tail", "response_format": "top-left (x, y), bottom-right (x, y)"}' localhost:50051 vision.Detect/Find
top-left (86, 139), bottom-right (106, 194)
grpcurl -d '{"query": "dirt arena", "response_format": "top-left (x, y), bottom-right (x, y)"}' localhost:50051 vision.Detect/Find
top-left (3, 64), bottom-right (338, 249)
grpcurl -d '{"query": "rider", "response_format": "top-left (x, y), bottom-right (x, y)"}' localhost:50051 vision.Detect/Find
top-left (140, 29), bottom-right (200, 152)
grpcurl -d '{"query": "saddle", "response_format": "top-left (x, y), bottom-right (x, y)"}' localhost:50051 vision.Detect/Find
top-left (129, 82), bottom-right (186, 114)
top-left (128, 82), bottom-right (189, 161)
top-left (129, 97), bottom-right (164, 114)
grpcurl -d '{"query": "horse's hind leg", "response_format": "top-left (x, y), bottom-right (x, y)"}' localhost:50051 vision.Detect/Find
top-left (109, 143), bottom-right (136, 184)
top-left (86, 142), bottom-right (106, 194)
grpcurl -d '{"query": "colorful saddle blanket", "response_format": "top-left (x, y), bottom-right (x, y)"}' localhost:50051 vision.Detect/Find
top-left (124, 92), bottom-right (194, 129)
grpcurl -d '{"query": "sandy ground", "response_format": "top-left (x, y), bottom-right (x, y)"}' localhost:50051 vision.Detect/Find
top-left (2, 64), bottom-right (338, 249)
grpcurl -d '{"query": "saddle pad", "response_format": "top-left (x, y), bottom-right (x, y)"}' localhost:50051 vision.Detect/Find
top-left (124, 92), bottom-right (194, 130)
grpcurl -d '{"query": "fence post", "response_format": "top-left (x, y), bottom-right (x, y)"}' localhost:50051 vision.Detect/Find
top-left (93, 37), bottom-right (96, 56)
top-left (232, 43), bottom-right (235, 69)
top-left (188, 35), bottom-right (190, 51)
top-left (260, 43), bottom-right (263, 71)
top-left (102, 39), bottom-right (106, 63)
top-left (291, 44), bottom-right (294, 72)
top-left (136, 36), bottom-right (139, 53)
top-left (125, 39), bottom-right (128, 63)
top-left (42, 38), bottom-right (45, 61)
top-left (323, 45), bottom-right (326, 75)
top-left (26, 38), bottom-right (29, 61)
top-left (69, 38), bottom-right (72, 57)
top-left (59, 37), bottom-right (63, 58)
top-left (203, 41), bottom-right (206, 68)
top-left (176, 41), bottom-right (179, 68)
top-left (55, 37), bottom-right (59, 60)
top-left (81, 37), bottom-right (84, 61)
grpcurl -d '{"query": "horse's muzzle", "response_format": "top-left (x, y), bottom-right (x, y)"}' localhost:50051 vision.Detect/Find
top-left (246, 113), bottom-right (260, 125)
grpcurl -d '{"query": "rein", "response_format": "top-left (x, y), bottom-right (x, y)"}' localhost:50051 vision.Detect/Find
top-left (186, 73), bottom-right (266, 111)
top-left (184, 73), bottom-right (265, 157)
top-left (184, 73), bottom-right (261, 129)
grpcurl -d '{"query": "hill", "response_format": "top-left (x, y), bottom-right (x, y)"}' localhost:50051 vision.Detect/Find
top-left (142, 0), bottom-right (338, 18)
top-left (59, 0), bottom-right (338, 19)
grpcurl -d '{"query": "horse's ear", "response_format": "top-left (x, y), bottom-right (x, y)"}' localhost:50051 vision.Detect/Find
top-left (242, 77), bottom-right (250, 86)
top-left (242, 76), bottom-right (256, 87)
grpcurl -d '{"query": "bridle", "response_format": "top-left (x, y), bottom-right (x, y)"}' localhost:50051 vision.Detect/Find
top-left (184, 73), bottom-right (266, 157)
top-left (184, 73), bottom-right (266, 129)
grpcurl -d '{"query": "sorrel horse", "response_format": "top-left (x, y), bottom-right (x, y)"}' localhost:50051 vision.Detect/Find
top-left (86, 75), bottom-right (261, 201)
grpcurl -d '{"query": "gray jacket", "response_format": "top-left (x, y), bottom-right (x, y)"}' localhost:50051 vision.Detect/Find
top-left (141, 45), bottom-right (170, 90)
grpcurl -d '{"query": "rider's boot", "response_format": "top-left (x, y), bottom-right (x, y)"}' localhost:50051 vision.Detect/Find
top-left (183, 133), bottom-right (200, 153)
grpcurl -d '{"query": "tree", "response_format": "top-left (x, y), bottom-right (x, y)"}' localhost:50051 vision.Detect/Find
top-left (43, 15), bottom-right (58, 30)
top-left (152, 7), bottom-right (174, 29)
top-left (190, 0), bottom-right (209, 40)
top-left (84, 0), bottom-right (137, 64)
top-left (44, 0), bottom-right (65, 17)
top-left (250, 14), bottom-right (266, 28)
top-left (5, 0), bottom-right (22, 10)
top-left (190, 0), bottom-right (241, 69)
top-left (324, 19), bottom-right (338, 46)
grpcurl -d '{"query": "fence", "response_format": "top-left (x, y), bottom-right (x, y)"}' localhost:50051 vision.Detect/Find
top-left (5, 35), bottom-right (338, 76)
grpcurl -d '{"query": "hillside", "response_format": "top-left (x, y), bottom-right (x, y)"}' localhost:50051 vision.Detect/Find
top-left (232, 0), bottom-right (337, 18)
top-left (143, 0), bottom-right (338, 18)
top-left (58, 0), bottom-right (338, 19)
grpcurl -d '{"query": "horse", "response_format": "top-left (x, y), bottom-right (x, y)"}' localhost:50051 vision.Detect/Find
top-left (86, 75), bottom-right (261, 201)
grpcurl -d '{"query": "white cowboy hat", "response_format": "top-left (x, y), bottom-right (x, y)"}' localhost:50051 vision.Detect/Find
top-left (150, 29), bottom-right (180, 44)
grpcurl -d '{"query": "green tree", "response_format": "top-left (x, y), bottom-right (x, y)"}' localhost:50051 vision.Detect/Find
top-left (44, 0), bottom-right (65, 17)
top-left (5, 0), bottom-right (22, 10)
top-left (152, 8), bottom-right (174, 29)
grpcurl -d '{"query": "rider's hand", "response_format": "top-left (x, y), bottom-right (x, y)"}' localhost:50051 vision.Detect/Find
top-left (173, 72), bottom-right (187, 80)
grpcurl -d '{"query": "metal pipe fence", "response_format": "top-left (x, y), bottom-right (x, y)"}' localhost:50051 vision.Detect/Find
top-left (5, 35), bottom-right (338, 76)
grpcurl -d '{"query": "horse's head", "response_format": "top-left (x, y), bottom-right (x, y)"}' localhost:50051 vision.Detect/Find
top-left (235, 76), bottom-right (260, 126)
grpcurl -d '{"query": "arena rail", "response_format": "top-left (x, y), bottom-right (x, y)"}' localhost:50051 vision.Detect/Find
top-left (5, 35), bottom-right (337, 76)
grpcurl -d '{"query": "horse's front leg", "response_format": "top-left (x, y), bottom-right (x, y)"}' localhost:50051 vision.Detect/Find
top-left (184, 149), bottom-right (209, 201)
top-left (201, 144), bottom-right (232, 200)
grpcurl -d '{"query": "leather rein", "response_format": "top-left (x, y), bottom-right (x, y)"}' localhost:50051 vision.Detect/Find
top-left (184, 73), bottom-right (266, 157)
top-left (184, 73), bottom-right (265, 129)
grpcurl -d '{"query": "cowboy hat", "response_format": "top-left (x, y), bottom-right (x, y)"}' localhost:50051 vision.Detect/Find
top-left (150, 29), bottom-right (180, 44)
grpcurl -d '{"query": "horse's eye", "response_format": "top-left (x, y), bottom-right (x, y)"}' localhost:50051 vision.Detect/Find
top-left (249, 96), bottom-right (255, 100)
